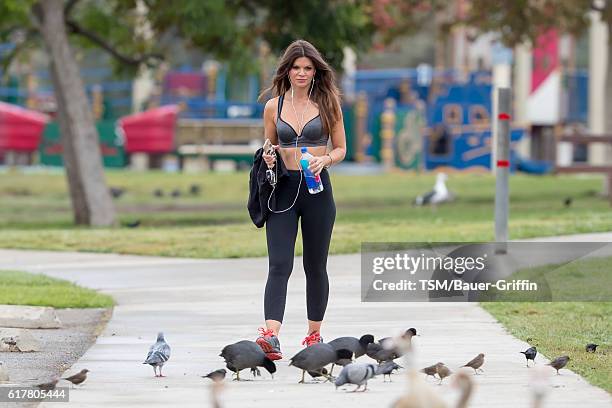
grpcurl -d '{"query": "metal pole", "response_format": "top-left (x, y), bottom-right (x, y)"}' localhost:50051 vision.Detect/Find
top-left (495, 88), bottom-right (511, 254)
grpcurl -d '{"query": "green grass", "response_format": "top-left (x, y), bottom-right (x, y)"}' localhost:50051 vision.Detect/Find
top-left (0, 270), bottom-right (115, 308)
top-left (1, 169), bottom-right (611, 258)
top-left (480, 256), bottom-right (612, 302)
top-left (481, 256), bottom-right (612, 392)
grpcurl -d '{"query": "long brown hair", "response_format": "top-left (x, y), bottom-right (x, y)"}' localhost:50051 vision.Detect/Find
top-left (259, 39), bottom-right (342, 135)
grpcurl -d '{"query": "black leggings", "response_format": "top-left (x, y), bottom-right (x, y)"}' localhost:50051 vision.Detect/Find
top-left (264, 169), bottom-right (336, 323)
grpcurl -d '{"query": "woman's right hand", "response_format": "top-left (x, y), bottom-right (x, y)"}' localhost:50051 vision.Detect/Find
top-left (263, 144), bottom-right (279, 169)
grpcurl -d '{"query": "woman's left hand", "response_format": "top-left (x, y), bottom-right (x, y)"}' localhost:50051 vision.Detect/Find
top-left (308, 155), bottom-right (331, 176)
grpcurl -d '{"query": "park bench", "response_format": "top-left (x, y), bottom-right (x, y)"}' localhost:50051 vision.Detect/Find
top-left (554, 132), bottom-right (612, 205)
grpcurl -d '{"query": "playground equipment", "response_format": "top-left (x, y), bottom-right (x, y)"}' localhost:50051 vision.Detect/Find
top-left (0, 101), bottom-right (49, 165)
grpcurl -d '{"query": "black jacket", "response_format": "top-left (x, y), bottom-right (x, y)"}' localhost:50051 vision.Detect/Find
top-left (248, 148), bottom-right (288, 228)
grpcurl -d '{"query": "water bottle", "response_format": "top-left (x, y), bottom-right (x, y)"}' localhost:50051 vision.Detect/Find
top-left (300, 147), bottom-right (324, 194)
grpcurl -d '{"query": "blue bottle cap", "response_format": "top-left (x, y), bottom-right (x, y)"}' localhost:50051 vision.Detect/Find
top-left (301, 147), bottom-right (307, 153)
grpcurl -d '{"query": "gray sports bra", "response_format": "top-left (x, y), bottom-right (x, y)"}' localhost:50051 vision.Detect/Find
top-left (276, 94), bottom-right (329, 148)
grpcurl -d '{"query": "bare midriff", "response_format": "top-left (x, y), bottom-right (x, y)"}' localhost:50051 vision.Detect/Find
top-left (279, 145), bottom-right (328, 170)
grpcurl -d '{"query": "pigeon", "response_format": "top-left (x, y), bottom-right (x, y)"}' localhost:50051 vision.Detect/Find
top-left (414, 173), bottom-right (451, 206)
top-left (521, 347), bottom-right (537, 367)
top-left (36, 376), bottom-right (59, 391)
top-left (420, 363), bottom-right (439, 380)
top-left (202, 369), bottom-right (226, 382)
top-left (153, 189), bottom-right (164, 198)
top-left (288, 343), bottom-right (341, 383)
top-left (109, 187), bottom-right (125, 199)
top-left (547, 356), bottom-right (570, 375)
top-left (435, 363), bottom-right (451, 384)
top-left (143, 332), bottom-right (171, 377)
top-left (63, 369), bottom-right (89, 387)
top-left (220, 340), bottom-right (276, 381)
top-left (189, 184), bottom-right (201, 196)
top-left (334, 362), bottom-right (378, 392)
top-left (0, 361), bottom-right (9, 382)
top-left (462, 353), bottom-right (485, 374)
top-left (377, 361), bottom-right (402, 382)
top-left (585, 343), bottom-right (598, 353)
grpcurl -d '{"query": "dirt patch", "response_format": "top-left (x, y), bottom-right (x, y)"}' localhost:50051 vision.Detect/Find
top-left (0, 308), bottom-right (111, 407)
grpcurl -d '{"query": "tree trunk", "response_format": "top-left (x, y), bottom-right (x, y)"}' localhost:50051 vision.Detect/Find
top-left (35, 0), bottom-right (116, 226)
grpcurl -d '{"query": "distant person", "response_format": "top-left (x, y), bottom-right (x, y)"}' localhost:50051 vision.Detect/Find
top-left (254, 39), bottom-right (347, 360)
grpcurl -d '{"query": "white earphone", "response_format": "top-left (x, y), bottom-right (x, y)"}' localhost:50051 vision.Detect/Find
top-left (267, 76), bottom-right (315, 214)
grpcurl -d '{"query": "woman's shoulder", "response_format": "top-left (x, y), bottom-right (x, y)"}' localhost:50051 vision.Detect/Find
top-left (263, 96), bottom-right (280, 122)
top-left (264, 96), bottom-right (280, 119)
top-left (264, 96), bottom-right (280, 109)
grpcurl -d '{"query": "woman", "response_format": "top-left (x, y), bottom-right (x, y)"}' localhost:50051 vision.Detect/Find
top-left (255, 39), bottom-right (346, 360)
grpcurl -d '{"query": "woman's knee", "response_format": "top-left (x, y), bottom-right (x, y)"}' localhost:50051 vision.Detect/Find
top-left (268, 256), bottom-right (294, 279)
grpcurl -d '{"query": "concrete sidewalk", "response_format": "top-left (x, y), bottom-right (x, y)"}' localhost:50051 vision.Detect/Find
top-left (1, 232), bottom-right (611, 407)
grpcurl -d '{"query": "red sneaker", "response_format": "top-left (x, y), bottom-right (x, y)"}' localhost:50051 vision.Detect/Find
top-left (256, 327), bottom-right (282, 360)
top-left (301, 331), bottom-right (323, 347)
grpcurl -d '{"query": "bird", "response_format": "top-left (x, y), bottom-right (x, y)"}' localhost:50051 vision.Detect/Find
top-left (63, 369), bottom-right (89, 387)
top-left (378, 328), bottom-right (418, 358)
top-left (329, 349), bottom-right (354, 376)
top-left (436, 363), bottom-right (452, 384)
top-left (334, 362), bottom-right (378, 392)
top-left (414, 173), bottom-right (452, 206)
top-left (563, 197), bottom-right (572, 208)
top-left (0, 361), bottom-right (9, 382)
top-left (462, 353), bottom-right (485, 374)
top-left (143, 332), bottom-right (171, 377)
top-left (36, 376), bottom-right (59, 391)
top-left (521, 347), bottom-right (537, 367)
top-left (451, 370), bottom-right (475, 408)
top-left (171, 189), bottom-right (181, 198)
top-left (392, 369), bottom-right (447, 408)
top-left (189, 184), bottom-right (201, 196)
top-left (420, 363), bottom-right (439, 380)
top-left (153, 189), bottom-right (164, 198)
top-left (219, 340), bottom-right (276, 381)
top-left (585, 343), bottom-right (598, 353)
top-left (202, 369), bottom-right (226, 382)
top-left (547, 356), bottom-right (570, 375)
top-left (288, 343), bottom-right (342, 383)
top-left (124, 220), bottom-right (141, 228)
top-left (328, 334), bottom-right (375, 359)
top-left (378, 328), bottom-right (418, 346)
top-left (210, 380), bottom-right (224, 408)
top-left (366, 342), bottom-right (399, 363)
top-left (529, 366), bottom-right (550, 408)
top-left (377, 361), bottom-right (402, 382)
top-left (307, 367), bottom-right (329, 381)
top-left (109, 186), bottom-right (125, 199)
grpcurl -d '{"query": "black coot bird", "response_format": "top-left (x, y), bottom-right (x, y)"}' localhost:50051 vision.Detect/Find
top-left (289, 343), bottom-right (349, 383)
top-left (328, 335), bottom-right (373, 374)
top-left (220, 340), bottom-right (276, 381)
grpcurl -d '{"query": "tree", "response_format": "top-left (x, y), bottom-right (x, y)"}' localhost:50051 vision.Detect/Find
top-left (463, 0), bottom-right (612, 144)
top-left (0, 0), bottom-right (383, 226)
